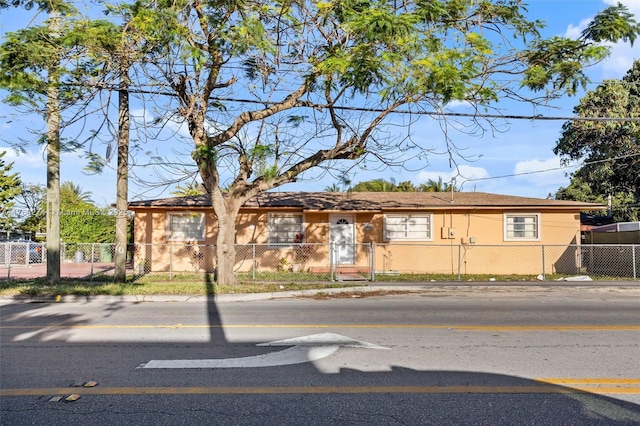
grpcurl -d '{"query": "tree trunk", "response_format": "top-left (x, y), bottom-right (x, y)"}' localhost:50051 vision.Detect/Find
top-left (45, 13), bottom-right (61, 285)
top-left (212, 196), bottom-right (242, 286)
top-left (114, 59), bottom-right (130, 283)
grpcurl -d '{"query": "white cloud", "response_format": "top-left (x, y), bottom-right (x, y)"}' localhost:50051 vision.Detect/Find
top-left (412, 159), bottom-right (575, 197)
top-left (600, 44), bottom-right (638, 78)
top-left (562, 1), bottom-right (639, 78)
top-left (131, 108), bottom-right (152, 122)
top-left (596, 0), bottom-right (640, 78)
top-left (443, 100), bottom-right (474, 110)
top-left (0, 146), bottom-right (44, 169)
top-left (457, 165), bottom-right (491, 181)
top-left (131, 108), bottom-right (192, 140)
top-left (167, 117), bottom-right (192, 139)
top-left (564, 18), bottom-right (591, 39)
top-left (604, 0), bottom-right (640, 16)
top-left (515, 156), bottom-right (560, 173)
top-left (513, 157), bottom-right (574, 187)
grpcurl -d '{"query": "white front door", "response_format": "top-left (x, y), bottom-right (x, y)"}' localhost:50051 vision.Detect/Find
top-left (329, 215), bottom-right (355, 265)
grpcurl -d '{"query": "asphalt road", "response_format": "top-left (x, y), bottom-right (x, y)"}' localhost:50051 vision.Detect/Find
top-left (1, 286), bottom-right (639, 425)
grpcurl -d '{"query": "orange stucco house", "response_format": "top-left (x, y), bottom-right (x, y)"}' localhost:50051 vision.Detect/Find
top-left (128, 191), bottom-right (603, 276)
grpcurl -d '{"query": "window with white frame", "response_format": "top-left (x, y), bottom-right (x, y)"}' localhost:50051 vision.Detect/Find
top-left (167, 212), bottom-right (205, 241)
top-left (504, 213), bottom-right (540, 241)
top-left (268, 213), bottom-right (304, 244)
top-left (384, 214), bottom-right (432, 241)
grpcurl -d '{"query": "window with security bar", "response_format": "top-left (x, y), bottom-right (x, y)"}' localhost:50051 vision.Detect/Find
top-left (504, 213), bottom-right (540, 241)
top-left (268, 213), bottom-right (304, 244)
top-left (167, 212), bottom-right (205, 241)
top-left (384, 214), bottom-right (432, 241)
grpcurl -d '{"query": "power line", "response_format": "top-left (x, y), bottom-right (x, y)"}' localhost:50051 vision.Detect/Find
top-left (460, 153), bottom-right (640, 184)
top-left (54, 78), bottom-right (640, 122)
top-left (221, 95), bottom-right (640, 122)
top-left (116, 86), bottom-right (640, 122)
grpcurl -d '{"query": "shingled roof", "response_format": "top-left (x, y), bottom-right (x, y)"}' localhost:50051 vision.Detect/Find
top-left (128, 192), bottom-right (604, 211)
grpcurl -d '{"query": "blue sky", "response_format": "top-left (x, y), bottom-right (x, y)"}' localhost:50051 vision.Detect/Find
top-left (1, 0), bottom-right (639, 206)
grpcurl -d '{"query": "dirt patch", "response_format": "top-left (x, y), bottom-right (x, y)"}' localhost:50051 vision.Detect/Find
top-left (305, 290), bottom-right (416, 300)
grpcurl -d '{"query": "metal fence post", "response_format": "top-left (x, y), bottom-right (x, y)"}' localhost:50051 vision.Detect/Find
top-left (329, 242), bottom-right (334, 282)
top-left (90, 243), bottom-right (95, 282)
top-left (457, 244), bottom-right (461, 281)
top-left (169, 244), bottom-right (173, 280)
top-left (7, 244), bottom-right (11, 280)
top-left (541, 245), bottom-right (546, 280)
top-left (252, 244), bottom-right (256, 280)
top-left (371, 242), bottom-right (376, 282)
top-left (633, 245), bottom-right (637, 281)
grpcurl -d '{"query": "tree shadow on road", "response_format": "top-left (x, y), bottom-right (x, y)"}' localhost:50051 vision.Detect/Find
top-left (1, 294), bottom-right (639, 425)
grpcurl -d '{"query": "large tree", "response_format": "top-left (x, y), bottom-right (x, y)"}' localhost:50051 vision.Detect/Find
top-left (554, 59), bottom-right (640, 222)
top-left (0, 0), bottom-right (80, 283)
top-left (84, 3), bottom-right (145, 282)
top-left (123, 0), bottom-right (639, 285)
top-left (1, 2), bottom-right (129, 281)
top-left (553, 176), bottom-right (636, 222)
top-left (73, 3), bottom-right (180, 282)
top-left (4, 1), bottom-right (640, 285)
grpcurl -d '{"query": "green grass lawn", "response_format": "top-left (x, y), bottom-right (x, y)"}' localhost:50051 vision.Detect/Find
top-left (0, 277), bottom-right (357, 297)
top-left (0, 272), bottom-right (630, 297)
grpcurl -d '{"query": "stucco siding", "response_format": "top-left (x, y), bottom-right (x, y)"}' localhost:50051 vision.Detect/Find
top-left (131, 205), bottom-right (584, 275)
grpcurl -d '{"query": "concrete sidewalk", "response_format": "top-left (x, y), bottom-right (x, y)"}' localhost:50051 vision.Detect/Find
top-left (1, 280), bottom-right (638, 305)
top-left (369, 279), bottom-right (640, 288)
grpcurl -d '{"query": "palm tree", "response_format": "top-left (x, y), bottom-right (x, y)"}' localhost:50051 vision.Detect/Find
top-left (419, 177), bottom-right (457, 192)
top-left (396, 180), bottom-right (417, 192)
top-left (323, 183), bottom-right (342, 192)
top-left (60, 181), bottom-right (93, 205)
top-left (351, 178), bottom-right (397, 192)
top-left (171, 182), bottom-right (206, 197)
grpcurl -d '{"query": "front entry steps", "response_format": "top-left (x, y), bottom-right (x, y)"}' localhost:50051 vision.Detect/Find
top-left (335, 267), bottom-right (369, 282)
top-left (336, 272), bottom-right (368, 282)
top-left (308, 266), bottom-right (370, 282)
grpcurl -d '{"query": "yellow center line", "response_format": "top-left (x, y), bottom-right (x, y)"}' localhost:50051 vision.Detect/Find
top-left (2, 324), bottom-right (640, 331)
top-left (2, 383), bottom-right (640, 397)
top-left (536, 378), bottom-right (640, 385)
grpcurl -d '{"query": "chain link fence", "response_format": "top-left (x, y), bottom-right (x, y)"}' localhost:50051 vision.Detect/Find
top-left (0, 241), bottom-right (45, 266)
top-left (1, 242), bottom-right (639, 281)
top-left (129, 243), bottom-right (372, 282)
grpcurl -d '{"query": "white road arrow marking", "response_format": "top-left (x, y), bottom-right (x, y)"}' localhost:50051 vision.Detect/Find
top-left (256, 332), bottom-right (389, 350)
top-left (139, 332), bottom-right (389, 369)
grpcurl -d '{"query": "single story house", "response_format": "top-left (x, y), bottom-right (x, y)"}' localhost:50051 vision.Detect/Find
top-left (128, 191), bottom-right (603, 276)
